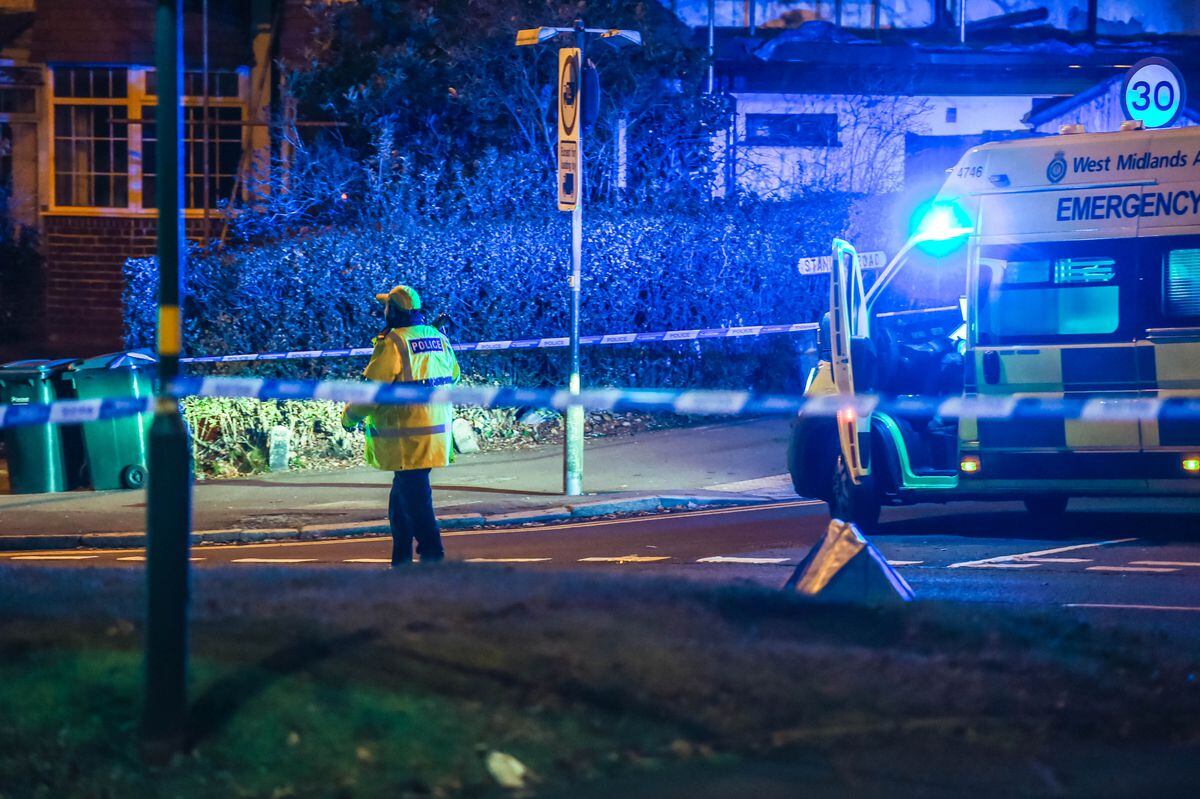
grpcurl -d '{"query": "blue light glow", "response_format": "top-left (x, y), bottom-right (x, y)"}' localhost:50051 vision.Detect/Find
top-left (910, 200), bottom-right (972, 256)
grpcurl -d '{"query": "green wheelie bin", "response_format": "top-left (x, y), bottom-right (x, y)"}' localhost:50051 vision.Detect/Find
top-left (0, 359), bottom-right (81, 493)
top-left (61, 350), bottom-right (157, 490)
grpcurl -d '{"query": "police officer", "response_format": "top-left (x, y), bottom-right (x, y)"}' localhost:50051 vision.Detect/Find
top-left (342, 285), bottom-right (460, 566)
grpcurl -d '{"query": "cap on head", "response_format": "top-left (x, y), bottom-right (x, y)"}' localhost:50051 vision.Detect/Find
top-left (375, 284), bottom-right (422, 311)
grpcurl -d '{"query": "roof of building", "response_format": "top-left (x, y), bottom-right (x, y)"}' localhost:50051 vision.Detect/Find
top-left (711, 20), bottom-right (1200, 97)
top-left (1022, 73), bottom-right (1200, 126)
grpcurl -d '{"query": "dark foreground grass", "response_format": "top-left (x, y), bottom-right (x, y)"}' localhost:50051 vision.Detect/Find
top-left (1, 564), bottom-right (1199, 797)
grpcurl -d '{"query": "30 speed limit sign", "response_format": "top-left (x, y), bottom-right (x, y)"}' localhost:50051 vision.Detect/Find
top-left (1122, 57), bottom-right (1187, 129)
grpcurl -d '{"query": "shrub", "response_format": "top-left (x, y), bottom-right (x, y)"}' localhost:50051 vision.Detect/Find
top-left (184, 396), bottom-right (361, 477)
top-left (125, 197), bottom-right (846, 392)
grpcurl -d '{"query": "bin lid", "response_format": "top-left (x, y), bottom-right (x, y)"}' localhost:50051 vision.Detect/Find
top-left (0, 358), bottom-right (79, 375)
top-left (72, 349), bottom-right (159, 371)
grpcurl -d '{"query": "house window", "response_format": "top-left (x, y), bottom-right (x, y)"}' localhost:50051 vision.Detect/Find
top-left (49, 66), bottom-right (246, 212)
top-left (143, 105), bottom-right (245, 210)
top-left (53, 67), bottom-right (127, 99)
top-left (744, 113), bottom-right (840, 147)
top-left (945, 106), bottom-right (957, 124)
top-left (146, 69), bottom-right (240, 99)
top-left (53, 103), bottom-right (129, 208)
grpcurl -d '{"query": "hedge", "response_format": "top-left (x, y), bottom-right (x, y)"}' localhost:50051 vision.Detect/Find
top-left (125, 198), bottom-right (850, 393)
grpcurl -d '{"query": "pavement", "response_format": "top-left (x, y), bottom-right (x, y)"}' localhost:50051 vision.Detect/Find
top-left (0, 417), bottom-right (798, 548)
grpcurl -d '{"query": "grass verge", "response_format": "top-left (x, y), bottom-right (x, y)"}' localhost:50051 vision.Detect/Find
top-left (1, 564), bottom-right (1198, 797)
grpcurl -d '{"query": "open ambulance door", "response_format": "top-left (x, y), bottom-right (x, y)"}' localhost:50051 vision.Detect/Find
top-left (830, 238), bottom-right (871, 483)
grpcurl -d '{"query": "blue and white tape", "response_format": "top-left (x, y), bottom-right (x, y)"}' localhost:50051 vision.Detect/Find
top-left (171, 378), bottom-right (1200, 424)
top-left (6, 375), bottom-right (1200, 430)
top-left (180, 322), bottom-right (819, 364)
top-left (0, 396), bottom-right (153, 430)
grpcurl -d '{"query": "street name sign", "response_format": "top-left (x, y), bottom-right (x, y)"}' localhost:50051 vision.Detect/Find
top-left (798, 250), bottom-right (886, 275)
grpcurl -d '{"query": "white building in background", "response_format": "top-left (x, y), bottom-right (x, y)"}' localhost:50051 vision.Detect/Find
top-left (728, 90), bottom-right (1050, 197)
top-left (668, 2), bottom-right (1200, 199)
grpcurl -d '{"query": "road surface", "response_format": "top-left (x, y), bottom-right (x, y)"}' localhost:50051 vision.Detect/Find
top-left (5, 496), bottom-right (1199, 639)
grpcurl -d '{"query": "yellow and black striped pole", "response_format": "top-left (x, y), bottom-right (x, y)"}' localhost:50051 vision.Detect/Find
top-left (142, 0), bottom-right (193, 761)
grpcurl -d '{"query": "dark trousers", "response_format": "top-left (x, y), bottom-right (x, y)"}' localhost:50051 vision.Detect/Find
top-left (389, 468), bottom-right (443, 564)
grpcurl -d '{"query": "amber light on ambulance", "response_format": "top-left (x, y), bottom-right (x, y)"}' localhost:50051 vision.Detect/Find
top-left (1183, 456), bottom-right (1200, 474)
top-left (960, 455), bottom-right (981, 474)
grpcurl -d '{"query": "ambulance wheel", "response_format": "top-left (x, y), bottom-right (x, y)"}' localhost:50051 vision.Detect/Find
top-left (830, 453), bottom-right (881, 531)
top-left (1023, 496), bottom-right (1068, 517)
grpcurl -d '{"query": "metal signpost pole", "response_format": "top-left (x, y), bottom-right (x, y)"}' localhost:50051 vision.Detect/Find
top-left (143, 0), bottom-right (194, 760)
top-left (564, 19), bottom-right (585, 497)
top-left (517, 22), bottom-right (639, 495)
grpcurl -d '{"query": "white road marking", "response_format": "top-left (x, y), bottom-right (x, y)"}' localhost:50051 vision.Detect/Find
top-left (1021, 557), bottom-right (1093, 563)
top-left (1129, 560), bottom-right (1200, 567)
top-left (578, 555), bottom-right (671, 563)
top-left (10, 554), bottom-right (98, 560)
top-left (343, 558), bottom-right (391, 564)
top-left (465, 557), bottom-right (553, 563)
top-left (948, 538), bottom-right (1136, 569)
top-left (958, 562), bottom-right (1041, 569)
top-left (1086, 565), bottom-right (1178, 573)
top-left (885, 560), bottom-right (924, 566)
top-left (232, 558), bottom-right (318, 564)
top-left (696, 556), bottom-right (790, 564)
top-left (116, 556), bottom-right (206, 562)
top-left (1065, 603), bottom-right (1200, 613)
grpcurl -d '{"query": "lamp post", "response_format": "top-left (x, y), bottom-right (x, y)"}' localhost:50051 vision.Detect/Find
top-left (516, 21), bottom-right (641, 496)
top-left (142, 0), bottom-right (193, 761)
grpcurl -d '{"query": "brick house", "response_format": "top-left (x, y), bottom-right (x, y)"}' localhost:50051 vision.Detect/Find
top-left (0, 0), bottom-right (313, 356)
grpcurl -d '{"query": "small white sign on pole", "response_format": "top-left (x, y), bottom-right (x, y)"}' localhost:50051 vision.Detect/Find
top-left (798, 250), bottom-right (887, 275)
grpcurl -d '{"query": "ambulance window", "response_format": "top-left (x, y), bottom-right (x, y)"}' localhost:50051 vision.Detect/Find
top-left (976, 241), bottom-right (1128, 344)
top-left (871, 250), bottom-right (967, 314)
top-left (1163, 248), bottom-right (1200, 319)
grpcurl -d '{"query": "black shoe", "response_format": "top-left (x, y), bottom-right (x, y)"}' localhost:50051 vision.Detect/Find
top-left (418, 554), bottom-right (445, 564)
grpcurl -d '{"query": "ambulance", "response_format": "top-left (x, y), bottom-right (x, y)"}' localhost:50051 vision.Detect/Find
top-left (788, 123), bottom-right (1200, 528)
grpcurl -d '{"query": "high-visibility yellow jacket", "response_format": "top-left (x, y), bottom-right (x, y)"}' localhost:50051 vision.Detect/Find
top-left (342, 324), bottom-right (461, 472)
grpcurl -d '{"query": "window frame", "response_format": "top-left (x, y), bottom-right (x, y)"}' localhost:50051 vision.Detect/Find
top-left (971, 237), bottom-right (1139, 346)
top-left (52, 100), bottom-right (132, 210)
top-left (142, 102), bottom-right (250, 213)
top-left (47, 65), bottom-right (248, 216)
top-left (1138, 234), bottom-right (1200, 331)
top-left (742, 112), bottom-right (841, 148)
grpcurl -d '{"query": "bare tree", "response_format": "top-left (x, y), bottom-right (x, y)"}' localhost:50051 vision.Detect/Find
top-left (730, 89), bottom-right (930, 198)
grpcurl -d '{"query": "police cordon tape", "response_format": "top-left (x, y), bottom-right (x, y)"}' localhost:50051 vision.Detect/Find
top-left (4, 375), bottom-right (1200, 430)
top-left (179, 322), bottom-right (820, 364)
